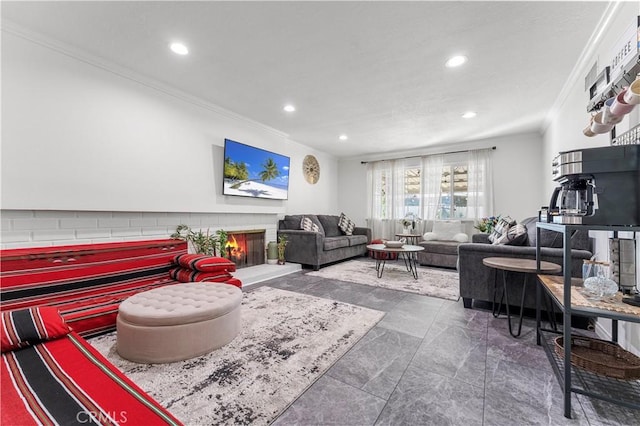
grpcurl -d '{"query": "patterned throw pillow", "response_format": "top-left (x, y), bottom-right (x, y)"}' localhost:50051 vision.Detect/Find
top-left (169, 267), bottom-right (233, 283)
top-left (1, 307), bottom-right (72, 352)
top-left (173, 254), bottom-right (236, 273)
top-left (488, 216), bottom-right (516, 245)
top-left (505, 223), bottom-right (528, 246)
top-left (300, 216), bottom-right (320, 233)
top-left (338, 212), bottom-right (356, 236)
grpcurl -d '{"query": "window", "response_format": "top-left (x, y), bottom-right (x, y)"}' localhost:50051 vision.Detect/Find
top-left (438, 164), bottom-right (468, 219)
top-left (367, 149), bottom-right (492, 222)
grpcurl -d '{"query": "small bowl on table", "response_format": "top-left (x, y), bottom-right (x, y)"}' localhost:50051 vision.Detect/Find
top-left (383, 240), bottom-right (405, 248)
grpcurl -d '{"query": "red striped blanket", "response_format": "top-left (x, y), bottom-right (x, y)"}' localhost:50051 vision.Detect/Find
top-left (2, 332), bottom-right (182, 425)
top-left (1, 239), bottom-right (187, 337)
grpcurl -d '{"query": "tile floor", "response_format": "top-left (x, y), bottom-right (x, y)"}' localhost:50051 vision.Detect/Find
top-left (250, 269), bottom-right (639, 426)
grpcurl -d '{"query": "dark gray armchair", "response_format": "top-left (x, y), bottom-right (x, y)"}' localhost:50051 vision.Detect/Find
top-left (458, 217), bottom-right (592, 309)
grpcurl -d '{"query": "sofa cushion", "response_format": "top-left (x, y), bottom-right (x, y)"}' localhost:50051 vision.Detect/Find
top-left (284, 215), bottom-right (324, 235)
top-left (338, 212), bottom-right (356, 236)
top-left (323, 237), bottom-right (350, 251)
top-left (419, 240), bottom-right (461, 256)
top-left (301, 216), bottom-right (321, 233)
top-left (173, 253), bottom-right (236, 272)
top-left (505, 223), bottom-right (528, 246)
top-left (346, 235), bottom-right (368, 246)
top-left (489, 216), bottom-right (516, 244)
top-left (2, 307), bottom-right (71, 352)
top-left (432, 220), bottom-right (463, 240)
top-left (318, 215), bottom-right (342, 237)
top-left (521, 216), bottom-right (590, 250)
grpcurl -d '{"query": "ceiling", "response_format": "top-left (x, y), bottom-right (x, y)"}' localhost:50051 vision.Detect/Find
top-left (1, 1), bottom-right (608, 158)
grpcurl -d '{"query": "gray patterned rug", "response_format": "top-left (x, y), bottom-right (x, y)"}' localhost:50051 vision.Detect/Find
top-left (90, 287), bottom-right (383, 425)
top-left (306, 259), bottom-right (460, 301)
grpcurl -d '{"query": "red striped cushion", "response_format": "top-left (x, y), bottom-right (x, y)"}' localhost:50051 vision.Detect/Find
top-left (1, 307), bottom-right (71, 353)
top-left (172, 254), bottom-right (236, 273)
top-left (169, 267), bottom-right (234, 283)
top-left (1, 332), bottom-right (182, 425)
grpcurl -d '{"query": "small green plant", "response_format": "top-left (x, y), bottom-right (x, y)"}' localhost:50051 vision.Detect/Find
top-left (171, 224), bottom-right (222, 256)
top-left (277, 235), bottom-right (288, 264)
top-left (215, 229), bottom-right (228, 258)
top-left (474, 216), bottom-right (501, 234)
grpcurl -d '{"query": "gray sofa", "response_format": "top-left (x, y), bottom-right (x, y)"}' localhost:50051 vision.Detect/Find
top-left (417, 241), bottom-right (461, 269)
top-left (277, 214), bottom-right (372, 270)
top-left (458, 217), bottom-right (592, 310)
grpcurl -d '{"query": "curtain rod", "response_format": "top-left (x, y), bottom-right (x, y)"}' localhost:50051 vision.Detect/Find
top-left (360, 146), bottom-right (496, 164)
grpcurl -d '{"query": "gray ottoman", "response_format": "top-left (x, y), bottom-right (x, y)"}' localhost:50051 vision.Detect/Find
top-left (116, 282), bottom-right (242, 363)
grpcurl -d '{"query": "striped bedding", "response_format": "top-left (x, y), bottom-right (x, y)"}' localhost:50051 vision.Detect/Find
top-left (1, 239), bottom-right (187, 337)
top-left (2, 332), bottom-right (182, 425)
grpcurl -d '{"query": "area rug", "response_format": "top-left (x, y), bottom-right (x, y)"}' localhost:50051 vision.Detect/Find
top-left (90, 287), bottom-right (384, 426)
top-left (306, 259), bottom-right (460, 301)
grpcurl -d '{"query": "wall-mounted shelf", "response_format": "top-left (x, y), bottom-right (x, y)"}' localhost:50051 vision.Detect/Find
top-left (587, 56), bottom-right (640, 113)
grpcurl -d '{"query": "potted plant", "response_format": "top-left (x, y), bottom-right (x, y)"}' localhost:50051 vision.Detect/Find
top-left (171, 224), bottom-right (226, 257)
top-left (277, 235), bottom-right (288, 265)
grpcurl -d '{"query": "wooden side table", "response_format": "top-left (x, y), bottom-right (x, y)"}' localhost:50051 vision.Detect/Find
top-left (482, 257), bottom-right (561, 337)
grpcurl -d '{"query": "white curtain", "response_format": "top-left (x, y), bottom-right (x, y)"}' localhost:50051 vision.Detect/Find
top-left (366, 159), bottom-right (412, 240)
top-left (420, 154), bottom-right (444, 222)
top-left (467, 148), bottom-right (494, 219)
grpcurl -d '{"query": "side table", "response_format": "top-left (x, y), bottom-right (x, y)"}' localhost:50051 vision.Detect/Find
top-left (482, 257), bottom-right (561, 337)
top-left (394, 233), bottom-right (422, 246)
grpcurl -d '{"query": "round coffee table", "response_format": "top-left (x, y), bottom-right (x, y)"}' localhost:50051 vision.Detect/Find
top-left (366, 244), bottom-right (425, 280)
top-left (482, 257), bottom-right (561, 337)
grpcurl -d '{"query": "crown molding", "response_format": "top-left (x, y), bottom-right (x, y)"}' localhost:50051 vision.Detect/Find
top-left (1, 20), bottom-right (290, 140)
top-left (542, 1), bottom-right (622, 131)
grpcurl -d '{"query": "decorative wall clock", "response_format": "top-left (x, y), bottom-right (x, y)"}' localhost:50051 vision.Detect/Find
top-left (303, 155), bottom-right (320, 184)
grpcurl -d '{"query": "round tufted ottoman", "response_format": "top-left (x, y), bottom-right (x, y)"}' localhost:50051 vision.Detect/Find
top-left (116, 283), bottom-right (242, 363)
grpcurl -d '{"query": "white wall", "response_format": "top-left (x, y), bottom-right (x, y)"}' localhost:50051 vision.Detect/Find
top-left (542, 2), bottom-right (640, 356)
top-left (1, 29), bottom-right (338, 216)
top-left (338, 131), bottom-right (544, 228)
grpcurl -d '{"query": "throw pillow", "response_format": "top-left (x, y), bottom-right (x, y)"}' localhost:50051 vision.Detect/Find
top-left (422, 232), bottom-right (438, 241)
top-left (2, 307), bottom-right (72, 353)
top-left (488, 216), bottom-right (516, 245)
top-left (432, 220), bottom-right (462, 241)
top-left (452, 233), bottom-right (469, 243)
top-left (173, 254), bottom-right (237, 273)
top-left (300, 216), bottom-right (320, 233)
top-left (338, 212), bottom-right (356, 236)
top-left (505, 223), bottom-right (528, 246)
top-left (169, 267), bottom-right (234, 283)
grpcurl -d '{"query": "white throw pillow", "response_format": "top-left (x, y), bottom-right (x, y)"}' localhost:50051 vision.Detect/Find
top-left (432, 220), bottom-right (462, 241)
top-left (422, 232), bottom-right (438, 241)
top-left (452, 233), bottom-right (469, 243)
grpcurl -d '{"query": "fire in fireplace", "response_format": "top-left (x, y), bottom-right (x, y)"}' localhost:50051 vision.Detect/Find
top-left (225, 230), bottom-right (266, 269)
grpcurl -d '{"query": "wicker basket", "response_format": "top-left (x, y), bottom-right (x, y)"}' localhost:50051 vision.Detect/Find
top-left (554, 335), bottom-right (640, 380)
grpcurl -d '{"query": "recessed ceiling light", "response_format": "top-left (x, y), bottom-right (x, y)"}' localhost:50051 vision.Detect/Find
top-left (339, 134), bottom-right (348, 141)
top-left (283, 104), bottom-right (296, 112)
top-left (169, 42), bottom-right (189, 55)
top-left (445, 55), bottom-right (467, 68)
top-left (462, 111), bottom-right (477, 119)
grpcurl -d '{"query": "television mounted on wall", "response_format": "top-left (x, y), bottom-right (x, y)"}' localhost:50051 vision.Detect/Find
top-left (223, 139), bottom-right (290, 200)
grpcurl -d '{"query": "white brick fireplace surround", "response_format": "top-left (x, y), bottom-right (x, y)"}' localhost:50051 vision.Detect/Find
top-left (0, 210), bottom-right (279, 250)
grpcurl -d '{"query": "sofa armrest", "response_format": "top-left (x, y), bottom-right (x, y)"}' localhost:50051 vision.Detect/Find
top-left (472, 234), bottom-right (490, 244)
top-left (276, 229), bottom-right (324, 268)
top-left (352, 227), bottom-right (372, 243)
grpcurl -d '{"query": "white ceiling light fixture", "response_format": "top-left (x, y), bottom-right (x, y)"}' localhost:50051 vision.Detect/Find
top-left (445, 55), bottom-right (467, 68)
top-left (339, 134), bottom-right (348, 141)
top-left (462, 111), bottom-right (477, 119)
top-left (169, 42), bottom-right (189, 55)
top-left (283, 104), bottom-right (296, 112)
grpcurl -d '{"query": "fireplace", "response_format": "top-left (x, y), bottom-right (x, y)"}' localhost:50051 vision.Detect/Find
top-left (226, 230), bottom-right (265, 269)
